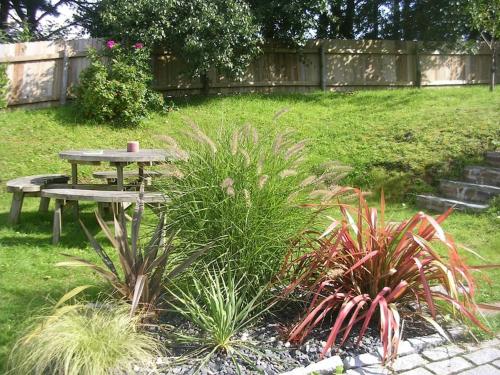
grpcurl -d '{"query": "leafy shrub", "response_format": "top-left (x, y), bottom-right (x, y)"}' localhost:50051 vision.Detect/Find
top-left (169, 268), bottom-right (270, 371)
top-left (8, 288), bottom-right (161, 375)
top-left (283, 190), bottom-right (487, 363)
top-left (58, 191), bottom-right (208, 315)
top-left (0, 63), bottom-right (8, 109)
top-left (75, 41), bottom-right (164, 126)
top-left (156, 123), bottom-right (351, 286)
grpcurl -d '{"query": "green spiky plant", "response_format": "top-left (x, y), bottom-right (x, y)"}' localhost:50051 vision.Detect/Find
top-left (155, 121), bottom-right (351, 287)
top-left (8, 286), bottom-right (162, 375)
top-left (58, 188), bottom-right (209, 315)
top-left (283, 190), bottom-right (494, 363)
top-left (169, 267), bottom-right (272, 373)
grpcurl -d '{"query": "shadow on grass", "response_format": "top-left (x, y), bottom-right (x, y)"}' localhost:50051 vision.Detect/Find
top-left (0, 206), bottom-right (102, 249)
top-left (166, 88), bottom-right (423, 110)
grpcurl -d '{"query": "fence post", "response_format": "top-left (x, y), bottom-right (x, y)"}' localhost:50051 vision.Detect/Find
top-left (415, 42), bottom-right (421, 88)
top-left (59, 41), bottom-right (69, 105)
top-left (319, 43), bottom-right (327, 91)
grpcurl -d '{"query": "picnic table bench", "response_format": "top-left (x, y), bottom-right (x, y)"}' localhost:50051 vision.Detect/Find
top-left (6, 174), bottom-right (69, 224)
top-left (41, 188), bottom-right (166, 244)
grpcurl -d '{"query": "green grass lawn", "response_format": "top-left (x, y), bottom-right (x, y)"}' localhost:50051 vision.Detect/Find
top-left (0, 87), bottom-right (499, 368)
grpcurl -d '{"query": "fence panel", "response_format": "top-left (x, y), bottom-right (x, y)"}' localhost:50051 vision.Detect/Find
top-left (0, 38), bottom-right (498, 107)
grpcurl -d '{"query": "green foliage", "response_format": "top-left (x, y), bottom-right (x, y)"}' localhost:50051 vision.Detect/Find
top-left (169, 268), bottom-right (270, 371)
top-left (57, 192), bottom-right (208, 315)
top-left (469, 0), bottom-right (500, 40)
top-left (75, 43), bottom-right (164, 126)
top-left (248, 0), bottom-right (326, 47)
top-left (8, 289), bottom-right (161, 375)
top-left (0, 63), bottom-right (8, 109)
top-left (155, 123), bottom-right (349, 286)
top-left (84, 0), bottom-right (261, 79)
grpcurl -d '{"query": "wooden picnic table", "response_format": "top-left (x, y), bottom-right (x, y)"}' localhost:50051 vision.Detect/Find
top-left (59, 149), bottom-right (172, 190)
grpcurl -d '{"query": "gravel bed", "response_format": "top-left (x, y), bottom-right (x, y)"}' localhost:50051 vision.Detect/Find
top-left (136, 305), bottom-right (438, 375)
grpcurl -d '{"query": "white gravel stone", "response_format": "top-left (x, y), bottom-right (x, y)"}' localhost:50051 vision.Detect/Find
top-left (390, 353), bottom-right (427, 372)
top-left (376, 340), bottom-right (415, 358)
top-left (464, 347), bottom-right (500, 365)
top-left (343, 352), bottom-right (382, 369)
top-left (457, 364), bottom-right (500, 375)
top-left (425, 357), bottom-right (472, 374)
top-left (305, 355), bottom-right (343, 374)
top-left (421, 345), bottom-right (465, 361)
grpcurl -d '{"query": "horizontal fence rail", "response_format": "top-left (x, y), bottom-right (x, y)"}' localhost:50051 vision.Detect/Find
top-left (0, 38), bottom-right (498, 107)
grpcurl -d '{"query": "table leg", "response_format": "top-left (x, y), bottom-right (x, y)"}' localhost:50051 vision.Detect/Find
top-left (71, 163), bottom-right (79, 218)
top-left (71, 163), bottom-right (78, 184)
top-left (116, 164), bottom-right (124, 190)
top-left (138, 165), bottom-right (144, 183)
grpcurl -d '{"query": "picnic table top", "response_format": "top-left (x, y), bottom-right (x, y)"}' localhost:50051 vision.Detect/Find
top-left (59, 149), bottom-right (173, 163)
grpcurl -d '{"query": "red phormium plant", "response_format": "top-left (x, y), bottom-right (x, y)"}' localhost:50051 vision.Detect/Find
top-left (282, 190), bottom-right (488, 363)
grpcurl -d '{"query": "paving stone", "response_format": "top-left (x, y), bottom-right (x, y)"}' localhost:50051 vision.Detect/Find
top-left (304, 355), bottom-right (343, 374)
top-left (390, 353), bottom-right (427, 372)
top-left (400, 368), bottom-right (434, 375)
top-left (463, 347), bottom-right (500, 365)
top-left (457, 364), bottom-right (500, 375)
top-left (376, 340), bottom-right (415, 358)
top-left (479, 338), bottom-right (500, 348)
top-left (421, 345), bottom-right (465, 361)
top-left (493, 359), bottom-right (500, 368)
top-left (345, 365), bottom-right (391, 374)
top-left (425, 357), bottom-right (472, 374)
top-left (407, 334), bottom-right (444, 351)
top-left (343, 353), bottom-right (382, 369)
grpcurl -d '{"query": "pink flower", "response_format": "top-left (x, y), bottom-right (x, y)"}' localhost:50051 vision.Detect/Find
top-left (133, 42), bottom-right (144, 49)
top-left (106, 40), bottom-right (116, 49)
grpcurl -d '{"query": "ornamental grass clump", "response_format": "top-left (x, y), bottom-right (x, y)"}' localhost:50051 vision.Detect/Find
top-left (156, 121), bottom-right (351, 286)
top-left (169, 268), bottom-right (271, 373)
top-left (283, 190), bottom-right (489, 363)
top-left (8, 288), bottom-right (162, 375)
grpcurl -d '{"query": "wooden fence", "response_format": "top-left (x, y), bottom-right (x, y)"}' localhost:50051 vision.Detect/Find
top-left (0, 38), bottom-right (498, 107)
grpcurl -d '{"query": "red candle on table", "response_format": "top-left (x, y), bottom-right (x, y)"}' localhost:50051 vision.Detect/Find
top-left (127, 141), bottom-right (139, 152)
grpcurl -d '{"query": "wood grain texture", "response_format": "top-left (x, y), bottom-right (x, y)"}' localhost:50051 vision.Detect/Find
top-left (41, 188), bottom-right (166, 203)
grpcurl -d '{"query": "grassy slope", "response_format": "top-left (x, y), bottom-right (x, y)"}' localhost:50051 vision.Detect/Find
top-left (0, 87), bottom-right (499, 367)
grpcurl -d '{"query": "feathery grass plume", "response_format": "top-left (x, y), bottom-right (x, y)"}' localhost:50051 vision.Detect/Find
top-left (282, 190), bottom-right (493, 363)
top-left (258, 174), bottom-right (269, 189)
top-left (243, 189), bottom-right (251, 208)
top-left (285, 140), bottom-right (307, 160)
top-left (239, 148), bottom-right (251, 167)
top-left (185, 118), bottom-right (217, 154)
top-left (155, 123), bottom-right (350, 287)
top-left (231, 129), bottom-right (239, 155)
top-left (272, 107), bottom-right (290, 121)
top-left (279, 169), bottom-right (298, 178)
top-left (272, 130), bottom-right (295, 155)
top-left (8, 289), bottom-right (162, 375)
top-left (300, 175), bottom-right (317, 187)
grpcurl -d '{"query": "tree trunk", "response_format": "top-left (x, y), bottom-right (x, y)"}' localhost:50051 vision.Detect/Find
top-left (340, 0), bottom-right (355, 39)
top-left (201, 71), bottom-right (210, 95)
top-left (491, 42), bottom-right (496, 92)
top-left (391, 0), bottom-right (401, 40)
top-left (0, 0), bottom-right (9, 31)
top-left (366, 1), bottom-right (380, 39)
top-left (317, 11), bottom-right (330, 39)
top-left (402, 0), bottom-right (412, 40)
